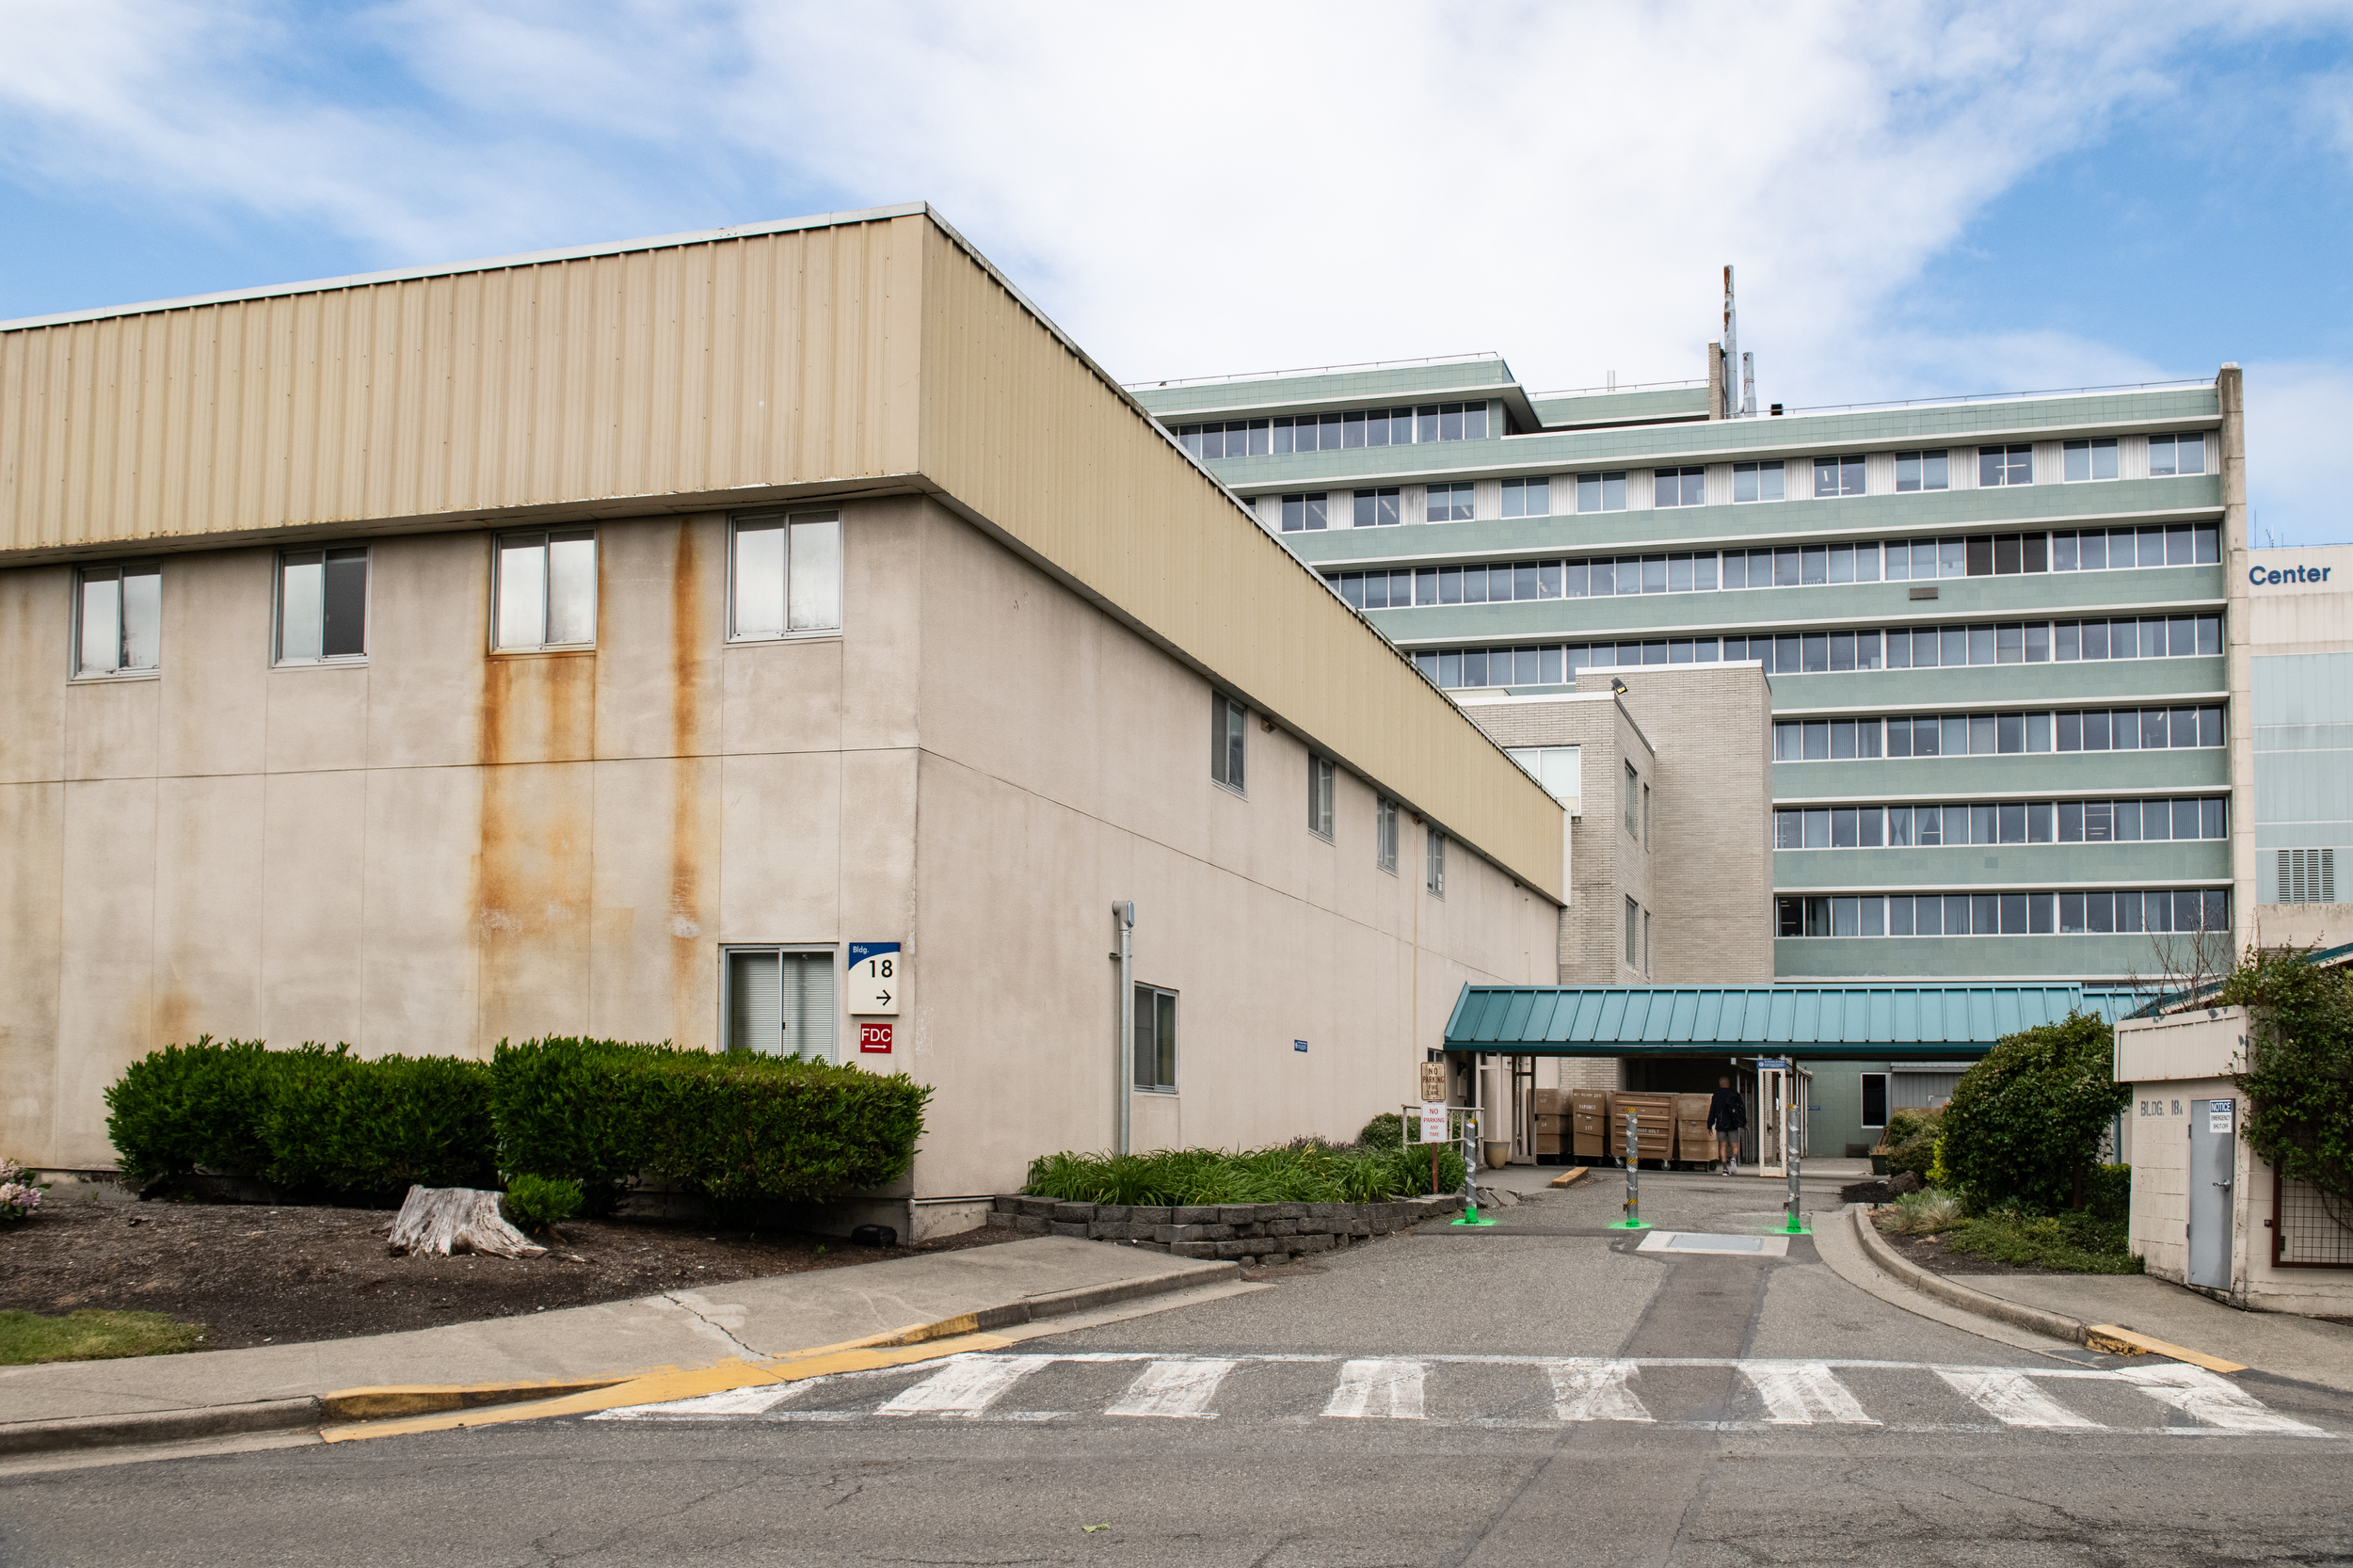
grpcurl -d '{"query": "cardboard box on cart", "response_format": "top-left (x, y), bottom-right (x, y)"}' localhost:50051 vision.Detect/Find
top-left (1569, 1090), bottom-right (1609, 1160)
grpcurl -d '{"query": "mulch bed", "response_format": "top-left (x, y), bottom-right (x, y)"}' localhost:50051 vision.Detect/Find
top-left (1866, 1217), bottom-right (2080, 1277)
top-left (0, 1195), bottom-right (1017, 1352)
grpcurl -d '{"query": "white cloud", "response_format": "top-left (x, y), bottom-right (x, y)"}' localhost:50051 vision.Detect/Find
top-left (2245, 361), bottom-right (2353, 548)
top-left (1, 0), bottom-right (2346, 442)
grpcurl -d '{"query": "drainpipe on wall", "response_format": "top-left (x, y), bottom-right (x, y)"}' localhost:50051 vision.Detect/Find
top-left (1114, 902), bottom-right (1136, 1156)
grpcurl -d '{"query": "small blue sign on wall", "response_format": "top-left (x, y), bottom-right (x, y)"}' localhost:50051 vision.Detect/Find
top-left (1293, 1039), bottom-right (1308, 1053)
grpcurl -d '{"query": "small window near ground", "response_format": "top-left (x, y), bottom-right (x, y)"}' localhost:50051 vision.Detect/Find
top-left (1211, 694), bottom-right (1246, 792)
top-left (494, 530), bottom-right (598, 650)
top-left (1307, 755), bottom-right (1335, 840)
top-left (1134, 984), bottom-right (1177, 1092)
top-left (1376, 797), bottom-right (1399, 873)
top-left (729, 512), bottom-right (843, 639)
top-left (724, 948), bottom-right (837, 1063)
top-left (1861, 1073), bottom-right (1889, 1128)
top-left (75, 563), bottom-right (161, 677)
top-left (277, 548), bottom-right (369, 664)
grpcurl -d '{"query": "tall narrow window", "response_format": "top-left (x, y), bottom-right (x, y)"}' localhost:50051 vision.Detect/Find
top-left (277, 548), bottom-right (369, 664)
top-left (729, 512), bottom-right (843, 640)
top-left (724, 948), bottom-right (837, 1062)
top-left (1426, 828), bottom-right (1447, 896)
top-left (74, 564), bottom-right (162, 677)
top-left (1211, 694), bottom-right (1246, 792)
top-left (1376, 797), bottom-right (1400, 873)
top-left (1624, 761), bottom-right (1641, 837)
top-left (1307, 755), bottom-right (1335, 840)
top-left (494, 530), bottom-right (598, 649)
top-left (1133, 984), bottom-right (1178, 1092)
top-left (1625, 896), bottom-right (1640, 965)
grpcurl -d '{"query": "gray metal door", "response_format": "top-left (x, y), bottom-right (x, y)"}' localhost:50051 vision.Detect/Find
top-left (2187, 1097), bottom-right (2235, 1290)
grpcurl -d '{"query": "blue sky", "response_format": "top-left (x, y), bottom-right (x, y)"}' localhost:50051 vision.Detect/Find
top-left (3, 1), bottom-right (2350, 543)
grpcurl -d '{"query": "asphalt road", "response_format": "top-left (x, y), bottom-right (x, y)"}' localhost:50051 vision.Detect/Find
top-left (6, 1173), bottom-right (2350, 1567)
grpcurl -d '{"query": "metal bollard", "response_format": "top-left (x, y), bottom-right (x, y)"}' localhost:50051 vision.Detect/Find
top-left (1623, 1110), bottom-right (1640, 1227)
top-left (1784, 1102), bottom-right (1804, 1233)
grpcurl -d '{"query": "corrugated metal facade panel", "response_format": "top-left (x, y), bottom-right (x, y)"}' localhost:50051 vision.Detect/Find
top-left (1443, 983), bottom-right (2090, 1055)
top-left (911, 225), bottom-right (1564, 898)
top-left (0, 221), bottom-right (924, 553)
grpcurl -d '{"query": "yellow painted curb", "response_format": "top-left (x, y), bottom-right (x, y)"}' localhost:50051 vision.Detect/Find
top-left (1548, 1167), bottom-right (1589, 1189)
top-left (2086, 1324), bottom-right (2248, 1374)
top-left (321, 1378), bottom-right (626, 1421)
top-left (318, 1332), bottom-right (1016, 1443)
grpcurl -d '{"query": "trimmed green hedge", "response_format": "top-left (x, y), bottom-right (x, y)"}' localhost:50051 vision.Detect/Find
top-left (1942, 1011), bottom-right (2128, 1214)
top-left (491, 1037), bottom-right (932, 1209)
top-left (1022, 1140), bottom-right (1466, 1206)
top-left (104, 1036), bottom-right (931, 1210)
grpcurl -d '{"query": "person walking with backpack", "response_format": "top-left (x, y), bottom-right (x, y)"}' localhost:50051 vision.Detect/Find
top-left (1708, 1076), bottom-right (1748, 1175)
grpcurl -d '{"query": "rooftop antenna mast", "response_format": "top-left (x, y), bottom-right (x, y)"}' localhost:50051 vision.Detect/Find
top-left (1722, 264), bottom-right (1753, 418)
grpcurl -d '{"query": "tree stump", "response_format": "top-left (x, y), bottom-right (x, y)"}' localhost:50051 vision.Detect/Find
top-left (388, 1186), bottom-right (547, 1259)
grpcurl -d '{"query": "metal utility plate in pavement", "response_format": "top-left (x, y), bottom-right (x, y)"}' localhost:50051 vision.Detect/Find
top-left (1637, 1231), bottom-right (1790, 1257)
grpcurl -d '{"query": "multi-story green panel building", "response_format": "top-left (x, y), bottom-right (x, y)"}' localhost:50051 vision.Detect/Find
top-left (1132, 353), bottom-right (2250, 1155)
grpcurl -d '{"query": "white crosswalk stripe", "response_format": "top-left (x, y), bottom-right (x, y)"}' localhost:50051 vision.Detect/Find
top-left (1936, 1369), bottom-right (2102, 1429)
top-left (1742, 1362), bottom-right (1879, 1425)
top-left (2117, 1363), bottom-right (2334, 1436)
top-left (589, 1353), bottom-right (2339, 1439)
top-left (1546, 1359), bottom-right (1653, 1423)
top-left (1105, 1358), bottom-right (1234, 1418)
top-left (876, 1354), bottom-right (1052, 1417)
top-left (1322, 1359), bottom-right (1428, 1420)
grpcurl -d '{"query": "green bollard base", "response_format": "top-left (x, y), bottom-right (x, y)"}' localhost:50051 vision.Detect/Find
top-left (1450, 1203), bottom-right (1499, 1228)
top-left (1782, 1214), bottom-right (1812, 1235)
top-left (1608, 1218), bottom-right (1652, 1230)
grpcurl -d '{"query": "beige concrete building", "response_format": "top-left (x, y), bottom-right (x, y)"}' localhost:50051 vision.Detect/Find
top-left (0, 205), bottom-right (1566, 1232)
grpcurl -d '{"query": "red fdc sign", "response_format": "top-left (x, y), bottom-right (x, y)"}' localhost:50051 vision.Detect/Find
top-left (858, 1021), bottom-right (894, 1054)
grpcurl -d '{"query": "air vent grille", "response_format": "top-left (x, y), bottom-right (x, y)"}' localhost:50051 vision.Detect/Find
top-left (2278, 847), bottom-right (2336, 904)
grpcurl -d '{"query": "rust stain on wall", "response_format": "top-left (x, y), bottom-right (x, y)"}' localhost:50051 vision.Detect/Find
top-left (668, 520), bottom-right (707, 1045)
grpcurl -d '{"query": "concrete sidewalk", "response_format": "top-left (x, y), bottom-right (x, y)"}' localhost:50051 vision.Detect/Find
top-left (0, 1237), bottom-right (1231, 1435)
top-left (1959, 1271), bottom-right (2353, 1394)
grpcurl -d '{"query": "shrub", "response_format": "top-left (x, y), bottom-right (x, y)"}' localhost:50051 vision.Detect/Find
top-left (1021, 1140), bottom-right (1465, 1206)
top-left (1882, 1187), bottom-right (1965, 1235)
top-left (2220, 947), bottom-right (2353, 1224)
top-left (1357, 1112), bottom-right (1404, 1150)
top-left (259, 1045), bottom-right (496, 1197)
top-left (1944, 1206), bottom-right (2142, 1274)
top-left (1881, 1108), bottom-right (1943, 1181)
top-left (488, 1039), bottom-right (932, 1209)
top-left (502, 1174), bottom-right (584, 1233)
top-left (103, 1036), bottom-right (277, 1187)
top-left (1941, 1011), bottom-right (2128, 1213)
top-left (0, 1158), bottom-right (44, 1223)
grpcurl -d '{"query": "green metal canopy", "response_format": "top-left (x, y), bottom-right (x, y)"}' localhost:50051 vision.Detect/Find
top-left (1443, 984), bottom-right (2127, 1061)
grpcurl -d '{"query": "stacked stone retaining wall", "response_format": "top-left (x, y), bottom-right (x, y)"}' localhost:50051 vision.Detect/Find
top-left (991, 1193), bottom-right (1465, 1263)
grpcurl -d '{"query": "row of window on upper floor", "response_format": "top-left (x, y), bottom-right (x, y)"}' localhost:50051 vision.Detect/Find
top-left (1774, 707), bottom-right (2225, 760)
top-left (1263, 434), bottom-right (2211, 531)
top-left (66, 516), bottom-right (843, 679)
top-left (1409, 616), bottom-right (2221, 689)
top-left (1321, 524), bottom-right (2220, 612)
top-left (1774, 796), bottom-right (2227, 851)
top-left (1176, 403), bottom-right (1492, 459)
top-left (1210, 693), bottom-right (1449, 891)
top-left (1778, 888), bottom-right (2229, 939)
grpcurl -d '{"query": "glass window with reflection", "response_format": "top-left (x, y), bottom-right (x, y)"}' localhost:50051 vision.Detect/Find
top-left (277, 547), bottom-right (369, 664)
top-left (729, 512), bottom-right (842, 641)
top-left (75, 564), bottom-right (162, 678)
top-left (494, 530), bottom-right (599, 650)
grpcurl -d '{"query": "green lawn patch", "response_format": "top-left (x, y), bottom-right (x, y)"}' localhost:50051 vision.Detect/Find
top-left (1944, 1208), bottom-right (2144, 1275)
top-left (0, 1308), bottom-right (207, 1365)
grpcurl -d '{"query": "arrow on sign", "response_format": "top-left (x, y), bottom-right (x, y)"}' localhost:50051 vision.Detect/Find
top-left (873, 989), bottom-right (892, 1008)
